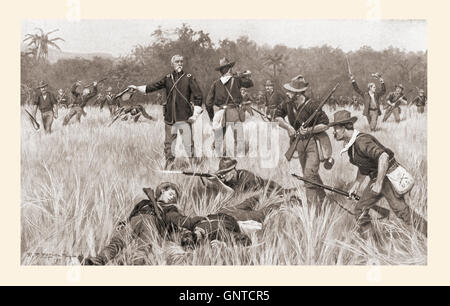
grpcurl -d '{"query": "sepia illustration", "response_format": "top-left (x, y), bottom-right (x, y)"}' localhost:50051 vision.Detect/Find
top-left (21, 20), bottom-right (427, 265)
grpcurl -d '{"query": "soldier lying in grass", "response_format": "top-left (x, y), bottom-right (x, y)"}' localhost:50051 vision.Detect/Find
top-left (82, 182), bottom-right (284, 265)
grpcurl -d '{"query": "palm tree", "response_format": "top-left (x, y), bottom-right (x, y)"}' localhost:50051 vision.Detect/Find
top-left (262, 53), bottom-right (288, 80)
top-left (23, 28), bottom-right (65, 62)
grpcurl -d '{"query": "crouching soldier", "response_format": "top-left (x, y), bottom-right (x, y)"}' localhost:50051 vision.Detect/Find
top-left (329, 110), bottom-right (427, 238)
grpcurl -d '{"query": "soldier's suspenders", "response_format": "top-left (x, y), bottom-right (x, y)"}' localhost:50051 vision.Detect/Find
top-left (169, 74), bottom-right (192, 108)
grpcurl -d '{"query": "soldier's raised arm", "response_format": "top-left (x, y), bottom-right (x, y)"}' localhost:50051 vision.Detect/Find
top-left (350, 75), bottom-right (364, 98)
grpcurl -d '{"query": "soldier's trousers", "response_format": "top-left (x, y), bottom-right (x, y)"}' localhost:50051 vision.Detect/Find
top-left (108, 104), bottom-right (118, 117)
top-left (164, 121), bottom-right (194, 162)
top-left (95, 214), bottom-right (164, 265)
top-left (417, 106), bottom-right (425, 113)
top-left (63, 106), bottom-right (84, 125)
top-left (41, 110), bottom-right (54, 133)
top-left (367, 110), bottom-right (379, 131)
top-left (218, 196), bottom-right (275, 224)
top-left (355, 177), bottom-right (427, 237)
top-left (384, 107), bottom-right (401, 123)
top-left (295, 138), bottom-right (326, 207)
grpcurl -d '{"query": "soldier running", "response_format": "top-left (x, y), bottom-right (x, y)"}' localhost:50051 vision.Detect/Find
top-left (383, 84), bottom-right (408, 123)
top-left (274, 75), bottom-right (329, 207)
top-left (63, 80), bottom-right (98, 125)
top-left (329, 110), bottom-right (427, 238)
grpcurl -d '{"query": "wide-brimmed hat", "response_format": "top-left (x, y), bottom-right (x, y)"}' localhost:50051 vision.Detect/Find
top-left (215, 157), bottom-right (237, 175)
top-left (419, 89), bottom-right (425, 94)
top-left (395, 84), bottom-right (404, 90)
top-left (283, 75), bottom-right (309, 93)
top-left (215, 57), bottom-right (235, 71)
top-left (37, 81), bottom-right (48, 89)
top-left (328, 110), bottom-right (358, 127)
top-left (265, 80), bottom-right (274, 87)
top-left (155, 182), bottom-right (181, 200)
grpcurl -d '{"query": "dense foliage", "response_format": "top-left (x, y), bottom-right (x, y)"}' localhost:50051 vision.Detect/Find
top-left (21, 24), bottom-right (427, 105)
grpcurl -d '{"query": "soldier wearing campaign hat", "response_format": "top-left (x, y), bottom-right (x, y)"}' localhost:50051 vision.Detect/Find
top-left (32, 81), bottom-right (58, 133)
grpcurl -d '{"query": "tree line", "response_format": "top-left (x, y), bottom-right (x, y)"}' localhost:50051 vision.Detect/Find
top-left (21, 24), bottom-right (427, 105)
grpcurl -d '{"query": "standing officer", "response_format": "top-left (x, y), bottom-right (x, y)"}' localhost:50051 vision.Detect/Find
top-left (128, 55), bottom-right (203, 169)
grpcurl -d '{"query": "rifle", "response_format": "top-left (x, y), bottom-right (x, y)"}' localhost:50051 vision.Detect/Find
top-left (250, 106), bottom-right (271, 121)
top-left (158, 170), bottom-right (234, 193)
top-left (382, 94), bottom-right (408, 122)
top-left (285, 83), bottom-right (340, 161)
top-left (142, 187), bottom-right (163, 222)
top-left (291, 174), bottom-right (390, 218)
top-left (107, 106), bottom-right (125, 127)
top-left (345, 55), bottom-right (352, 77)
top-left (83, 77), bottom-right (108, 88)
top-left (25, 109), bottom-right (40, 130)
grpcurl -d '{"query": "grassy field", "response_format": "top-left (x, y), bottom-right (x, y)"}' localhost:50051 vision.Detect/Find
top-left (21, 104), bottom-right (427, 265)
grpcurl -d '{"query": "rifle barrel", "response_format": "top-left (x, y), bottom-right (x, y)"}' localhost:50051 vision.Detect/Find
top-left (292, 174), bottom-right (359, 200)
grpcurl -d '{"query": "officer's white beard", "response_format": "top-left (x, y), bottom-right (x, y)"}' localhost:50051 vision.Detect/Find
top-left (175, 66), bottom-right (183, 73)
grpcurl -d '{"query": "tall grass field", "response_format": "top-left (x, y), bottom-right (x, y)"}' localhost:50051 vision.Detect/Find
top-left (21, 104), bottom-right (427, 265)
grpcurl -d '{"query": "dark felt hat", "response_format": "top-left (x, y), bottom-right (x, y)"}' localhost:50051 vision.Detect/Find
top-left (215, 157), bottom-right (238, 175)
top-left (328, 110), bottom-right (358, 127)
top-left (215, 57), bottom-right (235, 71)
top-left (37, 81), bottom-right (48, 89)
top-left (283, 75), bottom-right (308, 93)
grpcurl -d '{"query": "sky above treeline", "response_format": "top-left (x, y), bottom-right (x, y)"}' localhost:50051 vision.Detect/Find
top-left (21, 19), bottom-right (426, 57)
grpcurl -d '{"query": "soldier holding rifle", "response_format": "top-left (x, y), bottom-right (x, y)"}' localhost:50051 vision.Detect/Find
top-left (383, 84), bottom-right (408, 123)
top-left (32, 81), bottom-right (58, 133)
top-left (274, 75), bottom-right (331, 207)
top-left (329, 110), bottom-right (427, 238)
top-left (205, 58), bottom-right (253, 156)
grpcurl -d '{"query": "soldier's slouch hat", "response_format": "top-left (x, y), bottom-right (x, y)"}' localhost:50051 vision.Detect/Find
top-left (328, 110), bottom-right (358, 127)
top-left (215, 157), bottom-right (238, 175)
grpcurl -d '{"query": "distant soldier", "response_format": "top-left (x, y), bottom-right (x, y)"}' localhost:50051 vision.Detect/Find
top-left (128, 54), bottom-right (203, 169)
top-left (350, 73), bottom-right (386, 131)
top-left (412, 89), bottom-right (427, 113)
top-left (99, 86), bottom-right (121, 117)
top-left (383, 84), bottom-right (408, 123)
top-left (63, 80), bottom-right (98, 125)
top-left (275, 75), bottom-right (329, 206)
top-left (263, 80), bottom-right (285, 121)
top-left (352, 95), bottom-right (361, 111)
top-left (328, 94), bottom-right (338, 111)
top-left (56, 88), bottom-right (69, 109)
top-left (206, 58), bottom-right (253, 156)
top-left (329, 110), bottom-right (427, 238)
top-left (240, 87), bottom-right (254, 117)
top-left (119, 105), bottom-right (154, 123)
top-left (32, 81), bottom-right (58, 133)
